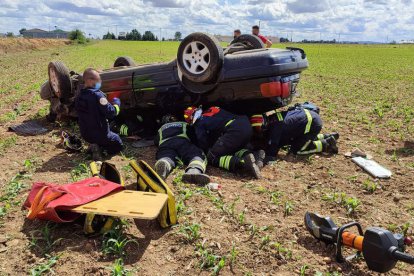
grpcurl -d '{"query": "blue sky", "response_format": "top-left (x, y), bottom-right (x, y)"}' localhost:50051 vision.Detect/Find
top-left (0, 0), bottom-right (413, 42)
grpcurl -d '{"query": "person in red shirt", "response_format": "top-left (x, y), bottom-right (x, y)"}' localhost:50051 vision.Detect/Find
top-left (252, 25), bottom-right (272, 48)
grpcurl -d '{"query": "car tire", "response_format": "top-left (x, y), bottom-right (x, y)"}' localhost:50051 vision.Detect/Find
top-left (48, 61), bottom-right (72, 100)
top-left (114, 56), bottom-right (136, 67)
top-left (231, 34), bottom-right (264, 49)
top-left (182, 76), bottom-right (217, 94)
top-left (177, 32), bottom-right (223, 83)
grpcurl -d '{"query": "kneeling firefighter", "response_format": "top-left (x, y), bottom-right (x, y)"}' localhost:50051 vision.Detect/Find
top-left (154, 115), bottom-right (210, 185)
top-left (75, 68), bottom-right (123, 160)
top-left (250, 102), bottom-right (339, 161)
top-left (184, 106), bottom-right (264, 179)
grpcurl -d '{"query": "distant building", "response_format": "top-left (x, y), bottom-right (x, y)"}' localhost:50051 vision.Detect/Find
top-left (400, 39), bottom-right (414, 44)
top-left (215, 34), bottom-right (280, 43)
top-left (21, 28), bottom-right (69, 39)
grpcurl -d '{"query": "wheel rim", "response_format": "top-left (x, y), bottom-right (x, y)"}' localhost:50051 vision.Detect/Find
top-left (49, 67), bottom-right (61, 97)
top-left (182, 41), bottom-right (210, 74)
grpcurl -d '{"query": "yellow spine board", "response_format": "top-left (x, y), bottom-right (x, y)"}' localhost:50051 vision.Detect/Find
top-left (130, 160), bottom-right (177, 228)
top-left (84, 162), bottom-right (123, 235)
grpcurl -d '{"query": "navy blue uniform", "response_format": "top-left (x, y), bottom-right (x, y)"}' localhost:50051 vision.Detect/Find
top-left (266, 108), bottom-right (322, 156)
top-left (155, 122), bottom-right (206, 173)
top-left (193, 107), bottom-right (252, 171)
top-left (75, 88), bottom-right (123, 154)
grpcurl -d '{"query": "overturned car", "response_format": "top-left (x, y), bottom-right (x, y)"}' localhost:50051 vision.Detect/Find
top-left (40, 32), bottom-right (308, 126)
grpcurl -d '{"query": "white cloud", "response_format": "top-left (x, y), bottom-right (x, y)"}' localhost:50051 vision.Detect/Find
top-left (0, 0), bottom-right (413, 42)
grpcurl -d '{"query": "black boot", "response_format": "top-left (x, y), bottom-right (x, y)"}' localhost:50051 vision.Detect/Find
top-left (238, 153), bottom-right (261, 179)
top-left (326, 132), bottom-right (340, 140)
top-left (253, 150), bottom-right (266, 169)
top-left (323, 136), bottom-right (338, 154)
top-left (155, 159), bottom-right (172, 180)
top-left (88, 144), bottom-right (103, 161)
top-left (182, 168), bottom-right (211, 185)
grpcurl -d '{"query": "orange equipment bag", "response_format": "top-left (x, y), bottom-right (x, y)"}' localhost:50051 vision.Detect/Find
top-left (23, 178), bottom-right (124, 223)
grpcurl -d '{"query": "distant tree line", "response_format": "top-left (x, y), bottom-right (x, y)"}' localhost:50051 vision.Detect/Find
top-left (105, 29), bottom-right (159, 41)
top-left (103, 29), bottom-right (183, 41)
top-left (301, 39), bottom-right (337, 44)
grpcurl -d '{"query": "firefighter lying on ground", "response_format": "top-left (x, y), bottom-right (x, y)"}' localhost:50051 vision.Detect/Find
top-left (154, 115), bottom-right (211, 185)
top-left (250, 103), bottom-right (339, 163)
top-left (184, 106), bottom-right (264, 179)
top-left (75, 68), bottom-right (123, 160)
top-left (110, 109), bottom-right (160, 139)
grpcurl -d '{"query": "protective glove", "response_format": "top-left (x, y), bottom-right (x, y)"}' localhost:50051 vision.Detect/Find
top-left (111, 97), bottom-right (121, 107)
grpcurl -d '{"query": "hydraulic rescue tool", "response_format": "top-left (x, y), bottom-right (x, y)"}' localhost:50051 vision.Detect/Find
top-left (304, 212), bottom-right (414, 273)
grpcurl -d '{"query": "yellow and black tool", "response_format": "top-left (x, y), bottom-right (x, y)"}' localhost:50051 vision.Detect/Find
top-left (84, 161), bottom-right (124, 234)
top-left (130, 160), bottom-right (177, 228)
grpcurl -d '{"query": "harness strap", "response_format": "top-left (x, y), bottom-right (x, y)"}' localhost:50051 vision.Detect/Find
top-left (27, 186), bottom-right (64, 220)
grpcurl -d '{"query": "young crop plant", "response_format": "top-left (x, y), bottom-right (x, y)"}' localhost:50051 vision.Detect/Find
top-left (300, 264), bottom-right (309, 276)
top-left (322, 190), bottom-right (361, 215)
top-left (70, 162), bottom-right (90, 181)
top-left (238, 210), bottom-right (246, 225)
top-left (196, 244), bottom-right (225, 274)
top-left (229, 243), bottom-right (239, 267)
top-left (259, 235), bottom-right (271, 249)
top-left (270, 191), bottom-right (282, 206)
top-left (212, 257), bottom-right (226, 276)
top-left (400, 222), bottom-right (411, 236)
top-left (102, 222), bottom-right (137, 258)
top-left (30, 255), bottom-right (59, 276)
top-left (178, 223), bottom-right (201, 243)
top-left (29, 222), bottom-right (63, 256)
top-left (362, 179), bottom-right (378, 193)
top-left (228, 196), bottom-right (240, 216)
top-left (271, 242), bottom-right (292, 260)
top-left (284, 201), bottom-right (294, 217)
top-left (108, 258), bottom-right (132, 276)
top-left (0, 171), bottom-right (30, 220)
top-left (343, 197), bottom-right (360, 215)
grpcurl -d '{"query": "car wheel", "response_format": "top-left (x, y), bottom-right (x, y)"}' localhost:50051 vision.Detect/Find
top-left (177, 32), bottom-right (223, 83)
top-left (114, 56), bottom-right (136, 67)
top-left (48, 61), bottom-right (72, 100)
top-left (182, 76), bottom-right (217, 94)
top-left (231, 34), bottom-right (264, 49)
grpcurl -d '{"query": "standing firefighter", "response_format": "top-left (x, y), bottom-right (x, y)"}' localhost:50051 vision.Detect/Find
top-left (185, 106), bottom-right (264, 179)
top-left (75, 68), bottom-right (123, 160)
top-left (154, 115), bottom-right (210, 185)
top-left (250, 103), bottom-right (339, 162)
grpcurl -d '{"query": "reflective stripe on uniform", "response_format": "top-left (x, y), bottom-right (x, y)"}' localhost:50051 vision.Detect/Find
top-left (304, 109), bottom-right (312, 134)
top-left (120, 124), bottom-right (128, 136)
top-left (189, 160), bottom-right (207, 172)
top-left (114, 104), bottom-right (120, 115)
top-left (225, 119), bottom-right (235, 127)
top-left (219, 156), bottom-right (232, 170)
top-left (250, 115), bottom-right (263, 127)
top-left (300, 140), bottom-right (312, 151)
top-left (158, 123), bottom-right (189, 146)
top-left (297, 140), bottom-right (323, 155)
top-left (235, 149), bottom-right (248, 158)
top-left (317, 133), bottom-right (324, 140)
top-left (276, 112), bottom-right (283, 121)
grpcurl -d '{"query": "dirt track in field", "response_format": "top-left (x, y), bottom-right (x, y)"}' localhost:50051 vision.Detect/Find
top-left (0, 41), bottom-right (413, 275)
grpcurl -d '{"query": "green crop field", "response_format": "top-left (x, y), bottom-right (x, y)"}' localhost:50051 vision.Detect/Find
top-left (0, 40), bottom-right (413, 275)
